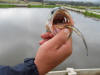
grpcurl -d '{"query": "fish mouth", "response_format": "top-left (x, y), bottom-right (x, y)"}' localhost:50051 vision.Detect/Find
top-left (53, 12), bottom-right (69, 29)
top-left (48, 8), bottom-right (88, 56)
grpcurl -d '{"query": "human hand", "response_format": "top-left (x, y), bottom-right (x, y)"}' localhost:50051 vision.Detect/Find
top-left (34, 29), bottom-right (72, 75)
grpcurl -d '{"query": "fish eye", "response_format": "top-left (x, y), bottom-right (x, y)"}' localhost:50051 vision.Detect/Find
top-left (51, 7), bottom-right (59, 14)
top-left (51, 10), bottom-right (54, 14)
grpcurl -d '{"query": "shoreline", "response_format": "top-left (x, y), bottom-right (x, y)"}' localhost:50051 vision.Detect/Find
top-left (64, 6), bottom-right (100, 19)
top-left (0, 4), bottom-right (100, 19)
top-left (0, 4), bottom-right (60, 8)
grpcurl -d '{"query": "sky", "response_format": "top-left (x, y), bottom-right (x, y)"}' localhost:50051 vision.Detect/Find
top-left (47, 0), bottom-right (100, 2)
top-left (71, 0), bottom-right (98, 1)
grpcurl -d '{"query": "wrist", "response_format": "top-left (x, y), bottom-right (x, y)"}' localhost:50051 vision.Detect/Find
top-left (34, 59), bottom-right (46, 75)
top-left (34, 59), bottom-right (55, 75)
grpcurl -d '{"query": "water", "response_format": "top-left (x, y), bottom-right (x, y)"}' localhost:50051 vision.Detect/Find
top-left (0, 8), bottom-right (100, 70)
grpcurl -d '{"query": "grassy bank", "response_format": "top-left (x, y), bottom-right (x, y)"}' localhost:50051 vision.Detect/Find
top-left (0, 4), bottom-right (16, 8)
top-left (27, 5), bottom-right (60, 8)
top-left (71, 6), bottom-right (100, 10)
top-left (68, 5), bottom-right (100, 19)
top-left (71, 6), bottom-right (86, 9)
top-left (89, 7), bottom-right (100, 9)
top-left (83, 11), bottom-right (100, 19)
top-left (0, 4), bottom-right (100, 19)
top-left (0, 4), bottom-right (60, 8)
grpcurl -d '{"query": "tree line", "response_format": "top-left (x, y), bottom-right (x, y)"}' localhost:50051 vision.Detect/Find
top-left (44, 1), bottom-right (100, 6)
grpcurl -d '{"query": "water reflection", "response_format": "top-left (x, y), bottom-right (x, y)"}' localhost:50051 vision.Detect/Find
top-left (0, 8), bottom-right (100, 70)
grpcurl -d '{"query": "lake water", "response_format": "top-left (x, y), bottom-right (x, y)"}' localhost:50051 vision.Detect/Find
top-left (0, 8), bottom-right (100, 70)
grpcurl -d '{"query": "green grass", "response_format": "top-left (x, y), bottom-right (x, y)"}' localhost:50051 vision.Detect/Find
top-left (0, 4), bottom-right (60, 8)
top-left (71, 6), bottom-right (100, 10)
top-left (89, 7), bottom-right (100, 9)
top-left (71, 6), bottom-right (86, 9)
top-left (69, 5), bottom-right (100, 19)
top-left (83, 11), bottom-right (100, 19)
top-left (27, 5), bottom-right (60, 8)
top-left (0, 4), bottom-right (16, 8)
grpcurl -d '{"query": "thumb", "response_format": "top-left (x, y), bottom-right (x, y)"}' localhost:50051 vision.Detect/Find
top-left (46, 29), bottom-right (70, 49)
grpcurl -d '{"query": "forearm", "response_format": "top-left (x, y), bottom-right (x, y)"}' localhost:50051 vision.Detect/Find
top-left (0, 58), bottom-right (39, 75)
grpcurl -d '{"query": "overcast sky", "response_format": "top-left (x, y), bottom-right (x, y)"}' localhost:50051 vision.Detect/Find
top-left (72, 0), bottom-right (98, 1)
top-left (47, 0), bottom-right (100, 2)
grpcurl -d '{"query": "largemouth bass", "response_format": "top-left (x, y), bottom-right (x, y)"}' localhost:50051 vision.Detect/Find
top-left (46, 7), bottom-right (88, 56)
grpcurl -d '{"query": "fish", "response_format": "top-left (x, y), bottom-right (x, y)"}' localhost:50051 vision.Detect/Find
top-left (46, 7), bottom-right (88, 56)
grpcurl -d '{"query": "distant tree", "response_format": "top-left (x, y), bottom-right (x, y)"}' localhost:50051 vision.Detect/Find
top-left (26, 0), bottom-right (41, 2)
top-left (41, 0), bottom-right (44, 5)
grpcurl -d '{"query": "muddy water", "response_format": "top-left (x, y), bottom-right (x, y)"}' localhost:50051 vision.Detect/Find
top-left (0, 8), bottom-right (100, 70)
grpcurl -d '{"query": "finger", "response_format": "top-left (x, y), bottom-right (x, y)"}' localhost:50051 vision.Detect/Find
top-left (39, 33), bottom-right (54, 45)
top-left (41, 32), bottom-right (51, 39)
top-left (44, 29), bottom-right (70, 49)
top-left (58, 38), bottom-right (72, 57)
top-left (49, 33), bottom-right (54, 38)
top-left (41, 32), bottom-right (53, 39)
top-left (39, 39), bottom-right (48, 45)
